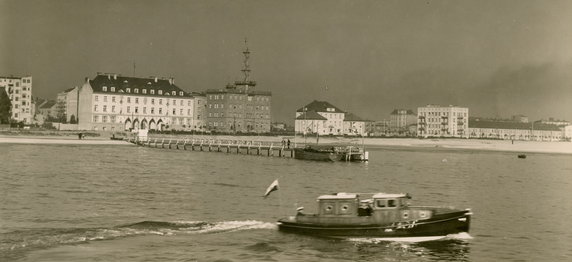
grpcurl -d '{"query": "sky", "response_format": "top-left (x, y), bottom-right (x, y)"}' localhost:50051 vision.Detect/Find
top-left (2, 0), bottom-right (572, 123)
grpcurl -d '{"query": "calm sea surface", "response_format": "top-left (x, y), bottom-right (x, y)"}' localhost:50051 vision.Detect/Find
top-left (1, 143), bottom-right (572, 261)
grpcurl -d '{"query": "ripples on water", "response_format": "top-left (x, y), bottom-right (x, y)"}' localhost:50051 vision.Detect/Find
top-left (1, 143), bottom-right (571, 261)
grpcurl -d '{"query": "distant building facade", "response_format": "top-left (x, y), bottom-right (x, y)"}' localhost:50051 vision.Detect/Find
top-left (77, 73), bottom-right (197, 131)
top-left (205, 42), bottom-right (272, 133)
top-left (417, 105), bottom-right (469, 138)
top-left (193, 93), bottom-right (207, 131)
top-left (536, 117), bottom-right (570, 127)
top-left (390, 109), bottom-right (416, 129)
top-left (57, 86), bottom-right (80, 123)
top-left (512, 115), bottom-right (529, 123)
top-left (468, 118), bottom-right (564, 141)
top-left (0, 76), bottom-right (33, 124)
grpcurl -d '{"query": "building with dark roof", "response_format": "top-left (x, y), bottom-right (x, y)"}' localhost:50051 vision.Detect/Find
top-left (295, 100), bottom-right (367, 136)
top-left (77, 73), bottom-right (199, 131)
top-left (468, 118), bottom-right (566, 141)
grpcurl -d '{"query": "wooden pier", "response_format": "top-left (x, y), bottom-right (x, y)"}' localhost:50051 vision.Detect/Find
top-left (128, 137), bottom-right (296, 158)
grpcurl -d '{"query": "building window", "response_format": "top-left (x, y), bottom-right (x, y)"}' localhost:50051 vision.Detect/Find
top-left (126, 88), bottom-right (131, 93)
top-left (151, 108), bottom-right (155, 114)
top-left (102, 116), bottom-right (108, 123)
top-left (142, 89), bottom-right (147, 94)
top-left (150, 89), bottom-right (155, 94)
top-left (151, 99), bottom-right (155, 105)
top-left (143, 107), bottom-right (147, 114)
top-left (104, 96), bottom-right (108, 102)
top-left (95, 95), bottom-right (99, 102)
top-left (127, 97), bottom-right (131, 103)
top-left (135, 98), bottom-right (139, 104)
top-left (188, 100), bottom-right (191, 106)
top-left (112, 96), bottom-right (116, 102)
top-left (127, 106), bottom-right (131, 113)
top-left (187, 109), bottom-right (191, 115)
top-left (103, 105), bottom-right (107, 112)
top-left (159, 99), bottom-right (162, 105)
top-left (173, 109), bottom-right (176, 115)
top-left (94, 105), bottom-right (98, 112)
top-left (111, 87), bottom-right (115, 92)
top-left (134, 88), bottom-right (139, 93)
top-left (180, 109), bottom-right (183, 115)
top-left (179, 100), bottom-right (183, 106)
top-left (112, 105), bottom-right (115, 112)
top-left (93, 115), bottom-right (99, 122)
top-left (159, 108), bottom-right (162, 114)
top-left (158, 90), bottom-right (162, 95)
top-left (179, 91), bottom-right (183, 96)
top-left (172, 91), bottom-right (176, 96)
top-left (102, 86), bottom-right (107, 92)
top-left (135, 107), bottom-right (138, 113)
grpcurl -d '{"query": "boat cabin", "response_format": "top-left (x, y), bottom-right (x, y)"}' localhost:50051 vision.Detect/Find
top-left (316, 193), bottom-right (410, 217)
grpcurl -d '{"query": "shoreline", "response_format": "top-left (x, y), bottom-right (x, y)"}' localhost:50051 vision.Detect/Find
top-left (1, 134), bottom-right (571, 154)
top-left (0, 135), bottom-right (131, 145)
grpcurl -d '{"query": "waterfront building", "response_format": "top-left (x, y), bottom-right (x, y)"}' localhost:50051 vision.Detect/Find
top-left (192, 93), bottom-right (207, 131)
top-left (535, 117), bottom-right (570, 127)
top-left (417, 105), bottom-right (469, 138)
top-left (343, 113), bottom-right (367, 136)
top-left (205, 41), bottom-right (272, 133)
top-left (0, 76), bottom-right (33, 124)
top-left (77, 73), bottom-right (196, 131)
top-left (295, 100), bottom-right (344, 135)
top-left (57, 86), bottom-right (80, 123)
top-left (468, 119), bottom-right (564, 141)
top-left (295, 100), bottom-right (367, 136)
top-left (37, 100), bottom-right (58, 121)
top-left (390, 109), bottom-right (416, 129)
top-left (367, 120), bottom-right (390, 136)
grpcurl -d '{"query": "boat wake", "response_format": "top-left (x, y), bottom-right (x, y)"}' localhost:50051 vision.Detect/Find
top-left (347, 232), bottom-right (473, 243)
top-left (0, 220), bottom-right (276, 255)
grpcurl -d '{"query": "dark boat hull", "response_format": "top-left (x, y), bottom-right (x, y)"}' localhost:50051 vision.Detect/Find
top-left (278, 211), bottom-right (471, 238)
top-left (294, 148), bottom-right (344, 162)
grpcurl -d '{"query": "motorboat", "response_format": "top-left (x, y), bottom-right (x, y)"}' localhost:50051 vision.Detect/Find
top-left (277, 192), bottom-right (471, 239)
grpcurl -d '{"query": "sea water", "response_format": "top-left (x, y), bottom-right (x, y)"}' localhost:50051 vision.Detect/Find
top-left (1, 143), bottom-right (571, 261)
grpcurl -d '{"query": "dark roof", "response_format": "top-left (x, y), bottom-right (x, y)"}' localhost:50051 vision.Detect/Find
top-left (296, 100), bottom-right (345, 113)
top-left (205, 89), bottom-right (271, 96)
top-left (62, 87), bottom-right (76, 93)
top-left (296, 111), bottom-right (327, 120)
top-left (40, 100), bottom-right (57, 109)
top-left (344, 112), bottom-right (365, 121)
top-left (469, 120), bottom-right (561, 131)
top-left (89, 74), bottom-right (192, 97)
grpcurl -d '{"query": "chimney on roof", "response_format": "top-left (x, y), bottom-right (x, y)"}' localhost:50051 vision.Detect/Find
top-left (154, 77), bottom-right (158, 83)
top-left (169, 77), bottom-right (174, 85)
top-left (107, 74), bottom-right (111, 80)
top-left (85, 77), bottom-right (90, 83)
top-left (113, 74), bottom-right (117, 80)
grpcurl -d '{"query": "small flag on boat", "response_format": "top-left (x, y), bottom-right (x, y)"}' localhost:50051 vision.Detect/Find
top-left (263, 179), bottom-right (279, 198)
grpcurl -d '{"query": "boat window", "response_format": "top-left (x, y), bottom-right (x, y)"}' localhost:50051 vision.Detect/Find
top-left (376, 200), bottom-right (386, 208)
top-left (388, 199), bottom-right (397, 207)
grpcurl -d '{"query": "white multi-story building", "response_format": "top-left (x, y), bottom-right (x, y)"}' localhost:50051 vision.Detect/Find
top-left (0, 76), bottom-right (33, 124)
top-left (417, 105), bottom-right (469, 138)
top-left (76, 73), bottom-right (197, 131)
